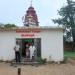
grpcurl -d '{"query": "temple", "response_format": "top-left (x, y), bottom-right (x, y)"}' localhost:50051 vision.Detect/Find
top-left (0, 0), bottom-right (64, 63)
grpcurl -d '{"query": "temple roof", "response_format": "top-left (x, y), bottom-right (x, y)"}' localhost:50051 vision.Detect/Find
top-left (0, 26), bottom-right (64, 31)
top-left (23, 5), bottom-right (39, 26)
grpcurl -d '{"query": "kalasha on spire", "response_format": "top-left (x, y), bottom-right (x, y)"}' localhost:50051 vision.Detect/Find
top-left (22, 0), bottom-right (39, 26)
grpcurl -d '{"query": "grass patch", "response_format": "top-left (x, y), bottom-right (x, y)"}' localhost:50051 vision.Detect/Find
top-left (64, 51), bottom-right (75, 59)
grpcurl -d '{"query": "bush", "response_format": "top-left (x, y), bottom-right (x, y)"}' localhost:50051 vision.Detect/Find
top-left (61, 57), bottom-right (68, 63)
top-left (37, 57), bottom-right (46, 64)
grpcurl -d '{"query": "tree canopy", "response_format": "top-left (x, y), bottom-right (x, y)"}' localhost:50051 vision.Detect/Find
top-left (52, 0), bottom-right (75, 42)
top-left (4, 24), bottom-right (17, 28)
top-left (0, 23), bottom-right (17, 28)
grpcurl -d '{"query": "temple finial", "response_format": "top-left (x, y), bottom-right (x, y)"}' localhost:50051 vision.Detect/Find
top-left (30, 0), bottom-right (32, 6)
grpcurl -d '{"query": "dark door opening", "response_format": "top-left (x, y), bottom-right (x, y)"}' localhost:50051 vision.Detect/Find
top-left (16, 38), bottom-right (41, 59)
top-left (22, 39), bottom-right (34, 57)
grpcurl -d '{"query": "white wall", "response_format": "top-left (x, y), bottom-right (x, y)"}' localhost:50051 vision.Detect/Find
top-left (0, 31), bottom-right (16, 61)
top-left (41, 29), bottom-right (63, 62)
top-left (0, 28), bottom-right (63, 62)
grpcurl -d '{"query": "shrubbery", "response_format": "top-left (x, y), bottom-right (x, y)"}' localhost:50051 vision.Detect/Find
top-left (36, 57), bottom-right (46, 64)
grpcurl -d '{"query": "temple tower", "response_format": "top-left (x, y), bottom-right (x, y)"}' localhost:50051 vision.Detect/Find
top-left (22, 0), bottom-right (39, 27)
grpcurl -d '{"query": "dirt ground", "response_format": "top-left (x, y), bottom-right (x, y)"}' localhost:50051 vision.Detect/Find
top-left (0, 62), bottom-right (75, 75)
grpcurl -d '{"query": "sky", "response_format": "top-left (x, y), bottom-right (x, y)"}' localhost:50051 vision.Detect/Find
top-left (0, 0), bottom-right (68, 26)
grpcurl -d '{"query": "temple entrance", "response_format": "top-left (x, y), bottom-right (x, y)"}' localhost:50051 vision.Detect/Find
top-left (16, 38), bottom-right (41, 61)
top-left (21, 39), bottom-right (34, 58)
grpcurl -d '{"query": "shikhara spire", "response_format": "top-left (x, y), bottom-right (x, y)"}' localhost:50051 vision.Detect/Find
top-left (22, 0), bottom-right (39, 27)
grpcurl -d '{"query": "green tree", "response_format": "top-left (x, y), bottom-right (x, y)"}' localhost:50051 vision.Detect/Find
top-left (52, 0), bottom-right (75, 51)
top-left (4, 23), bottom-right (17, 28)
top-left (53, 0), bottom-right (75, 51)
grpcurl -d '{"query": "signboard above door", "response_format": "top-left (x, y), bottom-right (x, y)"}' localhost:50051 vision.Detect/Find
top-left (16, 29), bottom-right (41, 33)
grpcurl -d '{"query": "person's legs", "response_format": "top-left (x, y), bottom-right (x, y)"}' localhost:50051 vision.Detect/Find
top-left (15, 52), bottom-right (18, 63)
top-left (30, 52), bottom-right (32, 60)
top-left (30, 51), bottom-right (33, 60)
top-left (18, 52), bottom-right (21, 63)
top-left (16, 52), bottom-right (20, 63)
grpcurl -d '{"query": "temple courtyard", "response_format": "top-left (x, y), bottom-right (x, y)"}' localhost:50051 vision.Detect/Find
top-left (0, 61), bottom-right (75, 75)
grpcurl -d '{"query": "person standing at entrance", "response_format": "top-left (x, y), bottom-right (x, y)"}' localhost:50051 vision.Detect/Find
top-left (29, 44), bottom-right (36, 60)
top-left (26, 44), bottom-right (30, 58)
top-left (14, 41), bottom-right (20, 63)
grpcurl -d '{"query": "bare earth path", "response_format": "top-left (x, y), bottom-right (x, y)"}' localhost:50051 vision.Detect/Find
top-left (0, 62), bottom-right (75, 75)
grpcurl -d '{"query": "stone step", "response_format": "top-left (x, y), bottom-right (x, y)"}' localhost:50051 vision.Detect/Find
top-left (11, 61), bottom-right (39, 65)
top-left (22, 58), bottom-right (31, 62)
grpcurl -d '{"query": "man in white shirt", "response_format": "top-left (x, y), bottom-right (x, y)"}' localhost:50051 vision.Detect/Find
top-left (29, 44), bottom-right (36, 60)
top-left (14, 41), bottom-right (20, 63)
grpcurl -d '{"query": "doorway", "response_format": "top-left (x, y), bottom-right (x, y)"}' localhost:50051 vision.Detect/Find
top-left (16, 38), bottom-right (41, 60)
top-left (21, 39), bottom-right (34, 57)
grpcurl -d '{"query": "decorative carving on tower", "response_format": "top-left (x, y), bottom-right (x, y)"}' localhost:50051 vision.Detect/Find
top-left (22, 1), bottom-right (39, 27)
